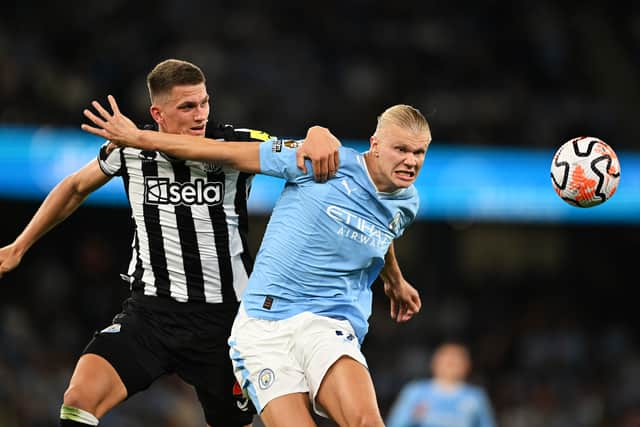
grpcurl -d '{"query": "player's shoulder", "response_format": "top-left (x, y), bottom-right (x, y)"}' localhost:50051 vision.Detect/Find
top-left (339, 145), bottom-right (361, 158)
top-left (98, 140), bottom-right (142, 160)
top-left (206, 123), bottom-right (272, 142)
top-left (99, 141), bottom-right (119, 160)
top-left (335, 146), bottom-right (365, 172)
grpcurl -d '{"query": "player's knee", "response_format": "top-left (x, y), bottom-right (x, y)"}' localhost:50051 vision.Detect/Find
top-left (63, 384), bottom-right (99, 413)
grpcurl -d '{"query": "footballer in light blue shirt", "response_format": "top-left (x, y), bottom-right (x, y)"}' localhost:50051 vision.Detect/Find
top-left (241, 137), bottom-right (420, 343)
top-left (387, 343), bottom-right (497, 427)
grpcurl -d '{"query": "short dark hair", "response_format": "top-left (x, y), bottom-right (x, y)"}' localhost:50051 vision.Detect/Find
top-left (146, 59), bottom-right (206, 102)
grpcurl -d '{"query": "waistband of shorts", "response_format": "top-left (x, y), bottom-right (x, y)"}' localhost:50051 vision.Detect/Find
top-left (130, 291), bottom-right (240, 313)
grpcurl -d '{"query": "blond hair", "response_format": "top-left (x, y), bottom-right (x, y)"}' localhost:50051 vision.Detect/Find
top-left (146, 59), bottom-right (206, 103)
top-left (376, 104), bottom-right (430, 135)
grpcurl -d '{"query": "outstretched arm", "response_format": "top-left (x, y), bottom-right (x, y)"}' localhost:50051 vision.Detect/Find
top-left (0, 160), bottom-right (110, 279)
top-left (380, 243), bottom-right (421, 322)
top-left (82, 95), bottom-right (341, 181)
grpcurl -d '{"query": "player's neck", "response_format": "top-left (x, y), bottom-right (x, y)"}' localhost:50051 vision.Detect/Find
top-left (363, 152), bottom-right (382, 192)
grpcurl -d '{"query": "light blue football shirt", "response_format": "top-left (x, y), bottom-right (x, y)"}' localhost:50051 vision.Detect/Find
top-left (241, 140), bottom-right (419, 343)
top-left (386, 380), bottom-right (496, 427)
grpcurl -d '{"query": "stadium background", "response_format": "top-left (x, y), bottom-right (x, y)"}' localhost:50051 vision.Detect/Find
top-left (1, 1), bottom-right (639, 426)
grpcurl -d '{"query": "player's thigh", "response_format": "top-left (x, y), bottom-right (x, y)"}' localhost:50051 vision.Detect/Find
top-left (315, 357), bottom-right (383, 427)
top-left (75, 301), bottom-right (169, 412)
top-left (64, 353), bottom-right (127, 417)
top-left (260, 392), bottom-right (316, 427)
top-left (294, 314), bottom-right (369, 418)
top-left (229, 306), bottom-right (309, 414)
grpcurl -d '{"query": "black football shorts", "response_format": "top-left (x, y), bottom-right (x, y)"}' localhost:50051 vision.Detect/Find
top-left (83, 295), bottom-right (255, 426)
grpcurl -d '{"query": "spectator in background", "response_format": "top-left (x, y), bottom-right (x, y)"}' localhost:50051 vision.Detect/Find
top-left (386, 342), bottom-right (496, 427)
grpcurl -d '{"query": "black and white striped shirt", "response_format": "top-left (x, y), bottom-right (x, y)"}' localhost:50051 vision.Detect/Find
top-left (97, 125), bottom-right (271, 304)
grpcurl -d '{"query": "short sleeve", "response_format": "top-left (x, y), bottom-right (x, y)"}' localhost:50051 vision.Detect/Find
top-left (97, 141), bottom-right (122, 176)
top-left (259, 138), bottom-right (309, 181)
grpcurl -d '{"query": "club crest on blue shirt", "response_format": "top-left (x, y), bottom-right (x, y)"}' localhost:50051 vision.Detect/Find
top-left (388, 212), bottom-right (402, 233)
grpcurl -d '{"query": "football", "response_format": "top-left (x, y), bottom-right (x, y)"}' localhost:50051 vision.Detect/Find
top-left (550, 136), bottom-right (621, 207)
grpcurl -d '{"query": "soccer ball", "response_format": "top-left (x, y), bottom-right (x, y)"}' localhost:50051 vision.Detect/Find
top-left (550, 136), bottom-right (621, 207)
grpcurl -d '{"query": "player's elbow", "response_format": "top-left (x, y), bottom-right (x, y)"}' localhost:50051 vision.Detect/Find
top-left (308, 125), bottom-right (329, 133)
top-left (65, 172), bottom-right (94, 199)
top-left (306, 125), bottom-right (341, 147)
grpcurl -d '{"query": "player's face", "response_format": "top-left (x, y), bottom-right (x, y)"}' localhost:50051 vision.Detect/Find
top-left (431, 345), bottom-right (470, 383)
top-left (152, 83), bottom-right (210, 136)
top-left (370, 123), bottom-right (430, 192)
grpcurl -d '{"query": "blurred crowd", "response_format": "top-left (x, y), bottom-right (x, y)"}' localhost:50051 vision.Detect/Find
top-left (1, 202), bottom-right (639, 427)
top-left (1, 1), bottom-right (639, 149)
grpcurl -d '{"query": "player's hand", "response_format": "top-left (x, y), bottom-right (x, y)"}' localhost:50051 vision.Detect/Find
top-left (0, 243), bottom-right (23, 279)
top-left (383, 278), bottom-right (421, 323)
top-left (81, 95), bottom-right (141, 146)
top-left (297, 126), bottom-right (341, 182)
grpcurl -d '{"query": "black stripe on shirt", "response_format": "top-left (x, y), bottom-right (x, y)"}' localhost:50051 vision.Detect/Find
top-left (172, 161), bottom-right (205, 301)
top-left (120, 148), bottom-right (131, 203)
top-left (141, 159), bottom-right (171, 297)
top-left (131, 231), bottom-right (144, 292)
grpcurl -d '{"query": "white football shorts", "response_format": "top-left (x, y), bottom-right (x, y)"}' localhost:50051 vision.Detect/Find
top-left (228, 304), bottom-right (368, 417)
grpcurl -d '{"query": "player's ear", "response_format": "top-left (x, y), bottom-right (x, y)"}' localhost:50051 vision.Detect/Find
top-left (370, 135), bottom-right (379, 154)
top-left (150, 105), bottom-right (163, 125)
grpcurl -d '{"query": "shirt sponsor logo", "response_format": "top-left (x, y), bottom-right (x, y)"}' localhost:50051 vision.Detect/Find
top-left (144, 177), bottom-right (224, 206)
top-left (326, 205), bottom-right (393, 248)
